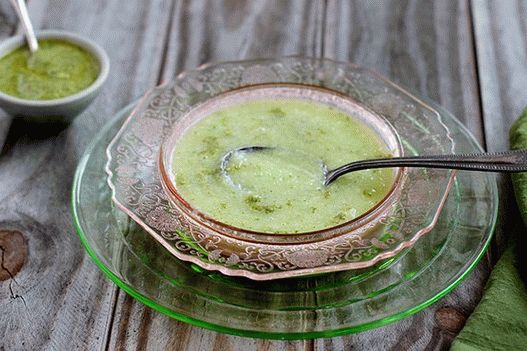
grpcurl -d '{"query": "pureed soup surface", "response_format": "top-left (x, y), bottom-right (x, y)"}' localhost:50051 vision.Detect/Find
top-left (172, 96), bottom-right (395, 234)
top-left (0, 39), bottom-right (99, 100)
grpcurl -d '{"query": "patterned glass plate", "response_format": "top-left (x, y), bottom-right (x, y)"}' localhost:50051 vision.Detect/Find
top-left (105, 58), bottom-right (456, 280)
top-left (72, 99), bottom-right (497, 338)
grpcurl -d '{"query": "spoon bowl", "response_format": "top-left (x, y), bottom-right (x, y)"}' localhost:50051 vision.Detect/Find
top-left (220, 146), bottom-right (328, 191)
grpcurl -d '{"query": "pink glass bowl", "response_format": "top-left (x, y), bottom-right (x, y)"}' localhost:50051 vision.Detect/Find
top-left (106, 57), bottom-right (455, 280)
top-left (159, 84), bottom-right (406, 244)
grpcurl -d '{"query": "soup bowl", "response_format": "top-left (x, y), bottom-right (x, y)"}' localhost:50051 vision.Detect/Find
top-left (159, 83), bottom-right (406, 244)
top-left (106, 57), bottom-right (454, 280)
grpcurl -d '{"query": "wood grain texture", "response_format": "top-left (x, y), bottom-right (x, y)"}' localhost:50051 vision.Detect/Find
top-left (159, 0), bottom-right (325, 82)
top-left (107, 1), bottom-right (324, 350)
top-left (0, 0), bottom-right (175, 350)
top-left (472, 0), bottom-right (527, 150)
top-left (471, 0), bottom-right (527, 256)
top-left (0, 1), bottom-right (18, 38)
top-left (317, 1), bottom-right (490, 350)
top-left (2, 0), bottom-right (520, 350)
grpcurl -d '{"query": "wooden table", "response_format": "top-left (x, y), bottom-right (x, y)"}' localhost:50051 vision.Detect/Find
top-left (1, 1), bottom-right (526, 350)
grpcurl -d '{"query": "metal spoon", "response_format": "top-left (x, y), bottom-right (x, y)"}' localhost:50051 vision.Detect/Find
top-left (221, 146), bottom-right (527, 187)
top-left (9, 0), bottom-right (38, 53)
top-left (220, 146), bottom-right (327, 191)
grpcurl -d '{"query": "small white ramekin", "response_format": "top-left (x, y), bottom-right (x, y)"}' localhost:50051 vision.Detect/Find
top-left (0, 30), bottom-right (109, 122)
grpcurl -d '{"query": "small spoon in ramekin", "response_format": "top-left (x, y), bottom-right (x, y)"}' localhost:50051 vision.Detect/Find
top-left (9, 0), bottom-right (38, 53)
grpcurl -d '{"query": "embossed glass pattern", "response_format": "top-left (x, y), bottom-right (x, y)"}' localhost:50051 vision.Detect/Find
top-left (105, 58), bottom-right (457, 280)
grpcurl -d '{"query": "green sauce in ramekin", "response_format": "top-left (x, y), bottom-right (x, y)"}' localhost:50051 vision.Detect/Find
top-left (0, 39), bottom-right (99, 100)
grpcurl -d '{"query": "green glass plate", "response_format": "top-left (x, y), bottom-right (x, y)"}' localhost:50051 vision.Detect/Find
top-left (72, 100), bottom-right (497, 339)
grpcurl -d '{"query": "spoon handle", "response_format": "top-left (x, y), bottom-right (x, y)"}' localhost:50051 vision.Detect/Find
top-left (9, 0), bottom-right (38, 53)
top-left (325, 149), bottom-right (527, 184)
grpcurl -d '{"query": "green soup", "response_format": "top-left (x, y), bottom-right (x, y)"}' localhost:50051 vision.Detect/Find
top-left (0, 39), bottom-right (99, 100)
top-left (172, 98), bottom-right (395, 234)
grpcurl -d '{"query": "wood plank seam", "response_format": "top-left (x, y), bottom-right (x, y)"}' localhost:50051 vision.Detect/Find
top-left (319, 0), bottom-right (328, 59)
top-left (470, 0), bottom-right (524, 266)
top-left (102, 287), bottom-right (120, 351)
top-left (467, 0), bottom-right (494, 268)
top-left (310, 1), bottom-right (327, 350)
top-left (156, 0), bottom-right (178, 84)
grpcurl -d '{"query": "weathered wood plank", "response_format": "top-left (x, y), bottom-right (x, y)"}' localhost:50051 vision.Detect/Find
top-left (472, 0), bottom-right (527, 151)
top-left (471, 0), bottom-right (527, 255)
top-left (0, 2), bottom-right (18, 38)
top-left (160, 0), bottom-right (325, 82)
top-left (317, 1), bottom-right (490, 349)
top-left (107, 1), bottom-right (324, 350)
top-left (0, 1), bottom-right (175, 350)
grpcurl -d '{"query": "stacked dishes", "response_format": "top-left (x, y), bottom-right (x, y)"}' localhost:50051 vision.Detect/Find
top-left (73, 57), bottom-right (497, 338)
